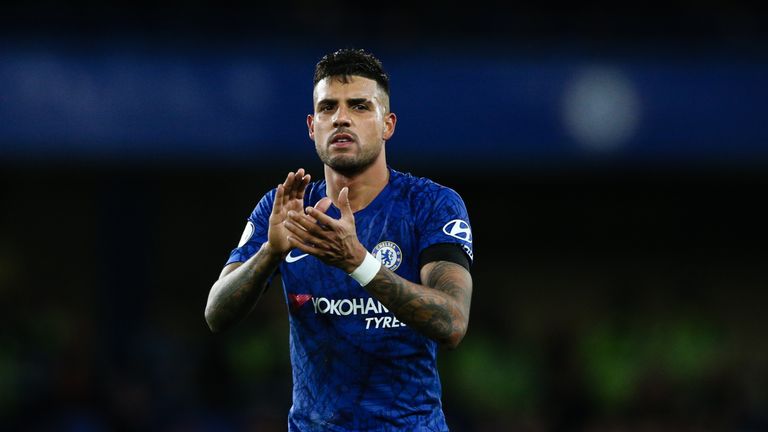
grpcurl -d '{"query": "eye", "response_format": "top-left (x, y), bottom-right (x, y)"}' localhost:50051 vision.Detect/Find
top-left (352, 104), bottom-right (369, 111)
top-left (319, 104), bottom-right (335, 112)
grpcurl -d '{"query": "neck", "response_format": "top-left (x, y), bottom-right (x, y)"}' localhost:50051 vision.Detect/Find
top-left (324, 154), bottom-right (389, 212)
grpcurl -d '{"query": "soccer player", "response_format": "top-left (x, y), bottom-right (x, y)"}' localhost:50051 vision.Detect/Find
top-left (205, 48), bottom-right (474, 431)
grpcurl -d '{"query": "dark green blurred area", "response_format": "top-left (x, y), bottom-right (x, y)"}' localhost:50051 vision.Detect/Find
top-left (1, 163), bottom-right (766, 431)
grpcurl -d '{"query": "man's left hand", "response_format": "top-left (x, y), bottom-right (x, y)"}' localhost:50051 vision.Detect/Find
top-left (284, 187), bottom-right (368, 273)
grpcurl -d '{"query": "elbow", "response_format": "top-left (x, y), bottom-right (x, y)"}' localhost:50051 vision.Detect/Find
top-left (441, 322), bottom-right (468, 350)
top-left (444, 331), bottom-right (466, 350)
top-left (204, 305), bottom-right (225, 333)
top-left (205, 286), bottom-right (233, 333)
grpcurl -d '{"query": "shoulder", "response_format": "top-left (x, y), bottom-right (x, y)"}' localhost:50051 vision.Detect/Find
top-left (249, 187), bottom-right (277, 216)
top-left (389, 168), bottom-right (466, 210)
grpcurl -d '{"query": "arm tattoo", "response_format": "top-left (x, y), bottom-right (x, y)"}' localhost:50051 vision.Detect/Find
top-left (425, 261), bottom-right (473, 308)
top-left (205, 245), bottom-right (281, 332)
top-left (366, 261), bottom-right (472, 348)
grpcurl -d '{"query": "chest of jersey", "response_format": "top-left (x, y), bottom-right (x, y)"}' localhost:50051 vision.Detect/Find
top-left (279, 199), bottom-right (421, 340)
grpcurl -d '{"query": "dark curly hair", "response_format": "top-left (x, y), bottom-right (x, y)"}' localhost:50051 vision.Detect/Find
top-left (313, 48), bottom-right (390, 97)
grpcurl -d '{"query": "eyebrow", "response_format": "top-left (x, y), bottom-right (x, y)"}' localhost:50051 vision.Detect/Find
top-left (317, 97), bottom-right (371, 107)
top-left (346, 98), bottom-right (370, 106)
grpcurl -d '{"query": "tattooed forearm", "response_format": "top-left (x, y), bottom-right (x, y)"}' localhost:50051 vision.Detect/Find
top-left (205, 243), bottom-right (282, 332)
top-left (366, 261), bottom-right (472, 348)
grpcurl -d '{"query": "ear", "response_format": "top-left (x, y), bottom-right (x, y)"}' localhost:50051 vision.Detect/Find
top-left (307, 114), bottom-right (315, 140)
top-left (383, 112), bottom-right (397, 140)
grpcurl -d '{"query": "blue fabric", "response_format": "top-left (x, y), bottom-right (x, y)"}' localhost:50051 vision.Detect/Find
top-left (227, 168), bottom-right (472, 431)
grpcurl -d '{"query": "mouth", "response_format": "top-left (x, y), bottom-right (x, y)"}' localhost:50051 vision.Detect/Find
top-left (329, 132), bottom-right (356, 147)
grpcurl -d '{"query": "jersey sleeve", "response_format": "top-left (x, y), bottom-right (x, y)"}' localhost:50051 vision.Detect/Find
top-left (225, 188), bottom-right (276, 266)
top-left (417, 186), bottom-right (474, 264)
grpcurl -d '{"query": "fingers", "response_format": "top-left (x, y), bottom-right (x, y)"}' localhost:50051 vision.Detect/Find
top-left (305, 205), bottom-right (338, 226)
top-left (287, 235), bottom-right (325, 257)
top-left (286, 168), bottom-right (304, 201)
top-left (286, 168), bottom-right (311, 200)
top-left (284, 215), bottom-right (327, 247)
top-left (289, 168), bottom-right (304, 198)
top-left (338, 187), bottom-right (353, 219)
top-left (296, 171), bottom-right (311, 201)
top-left (301, 188), bottom-right (350, 225)
top-left (272, 183), bottom-right (285, 215)
top-left (278, 169), bottom-right (312, 208)
top-left (278, 171), bottom-right (294, 208)
top-left (288, 210), bottom-right (330, 236)
top-left (313, 197), bottom-right (333, 214)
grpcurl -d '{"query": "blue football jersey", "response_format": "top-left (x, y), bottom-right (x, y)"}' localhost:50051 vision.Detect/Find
top-left (227, 168), bottom-right (473, 431)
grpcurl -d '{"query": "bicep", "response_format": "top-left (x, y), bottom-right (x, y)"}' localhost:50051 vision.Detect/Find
top-left (420, 261), bottom-right (473, 317)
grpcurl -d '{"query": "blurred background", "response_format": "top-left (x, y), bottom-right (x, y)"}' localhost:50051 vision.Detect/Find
top-left (1, 1), bottom-right (768, 431)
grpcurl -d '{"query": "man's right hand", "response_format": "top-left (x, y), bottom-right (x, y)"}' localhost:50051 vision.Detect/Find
top-left (206, 170), bottom-right (310, 332)
top-left (268, 168), bottom-right (312, 256)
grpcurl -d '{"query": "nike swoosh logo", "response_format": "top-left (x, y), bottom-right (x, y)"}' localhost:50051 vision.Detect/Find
top-left (285, 251), bottom-right (309, 263)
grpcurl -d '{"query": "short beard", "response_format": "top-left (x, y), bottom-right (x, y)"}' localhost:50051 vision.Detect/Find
top-left (317, 144), bottom-right (381, 176)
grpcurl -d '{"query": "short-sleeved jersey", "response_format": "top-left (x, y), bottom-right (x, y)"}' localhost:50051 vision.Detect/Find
top-left (227, 168), bottom-right (473, 431)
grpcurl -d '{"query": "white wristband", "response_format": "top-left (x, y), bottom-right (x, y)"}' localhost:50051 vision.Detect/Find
top-left (348, 252), bottom-right (382, 286)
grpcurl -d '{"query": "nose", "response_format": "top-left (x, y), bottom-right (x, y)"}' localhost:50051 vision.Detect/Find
top-left (332, 106), bottom-right (351, 128)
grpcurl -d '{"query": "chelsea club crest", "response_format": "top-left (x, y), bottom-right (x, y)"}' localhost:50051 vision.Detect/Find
top-left (372, 241), bottom-right (402, 271)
